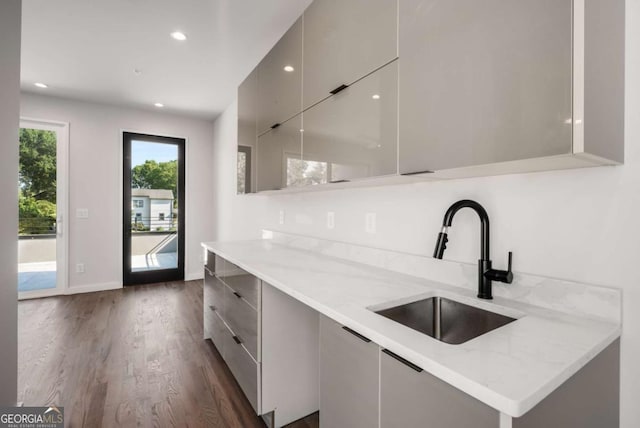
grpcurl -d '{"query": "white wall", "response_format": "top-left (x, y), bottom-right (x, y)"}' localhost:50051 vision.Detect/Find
top-left (21, 93), bottom-right (215, 288)
top-left (211, 0), bottom-right (640, 425)
top-left (0, 0), bottom-right (21, 406)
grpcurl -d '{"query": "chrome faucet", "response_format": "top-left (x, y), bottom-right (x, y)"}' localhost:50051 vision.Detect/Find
top-left (433, 200), bottom-right (513, 299)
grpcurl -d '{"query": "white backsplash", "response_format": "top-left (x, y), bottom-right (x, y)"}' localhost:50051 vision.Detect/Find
top-left (263, 230), bottom-right (621, 324)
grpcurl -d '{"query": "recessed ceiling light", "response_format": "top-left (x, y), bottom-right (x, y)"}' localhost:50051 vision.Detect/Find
top-left (34, 82), bottom-right (48, 89)
top-left (283, 65), bottom-right (295, 72)
top-left (170, 31), bottom-right (187, 41)
top-left (154, 103), bottom-right (164, 108)
top-left (372, 94), bottom-right (380, 100)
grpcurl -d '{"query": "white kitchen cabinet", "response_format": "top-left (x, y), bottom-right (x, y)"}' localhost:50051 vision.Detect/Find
top-left (319, 316), bottom-right (379, 428)
top-left (257, 17), bottom-right (303, 135)
top-left (302, 60), bottom-right (398, 182)
top-left (302, 0), bottom-right (397, 109)
top-left (381, 340), bottom-right (620, 428)
top-left (237, 68), bottom-right (258, 193)
top-left (261, 282), bottom-right (319, 427)
top-left (380, 349), bottom-right (498, 428)
top-left (204, 253), bottom-right (319, 427)
top-left (399, 0), bottom-right (624, 177)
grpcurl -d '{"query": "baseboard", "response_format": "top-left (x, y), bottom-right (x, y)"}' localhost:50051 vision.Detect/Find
top-left (185, 271), bottom-right (204, 281)
top-left (65, 281), bottom-right (122, 295)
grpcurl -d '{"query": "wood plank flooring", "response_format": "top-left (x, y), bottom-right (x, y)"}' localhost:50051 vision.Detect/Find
top-left (18, 280), bottom-right (320, 428)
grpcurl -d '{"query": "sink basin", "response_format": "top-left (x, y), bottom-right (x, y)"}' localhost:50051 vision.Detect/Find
top-left (374, 296), bottom-right (516, 345)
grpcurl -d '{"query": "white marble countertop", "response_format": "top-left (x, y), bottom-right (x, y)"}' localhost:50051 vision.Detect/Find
top-left (201, 239), bottom-right (620, 418)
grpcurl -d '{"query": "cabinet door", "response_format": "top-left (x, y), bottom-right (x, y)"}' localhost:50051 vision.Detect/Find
top-left (380, 349), bottom-right (498, 428)
top-left (257, 17), bottom-right (303, 135)
top-left (399, 0), bottom-right (572, 174)
top-left (238, 68), bottom-right (258, 193)
top-left (302, 60), bottom-right (398, 183)
top-left (319, 316), bottom-right (379, 428)
top-left (303, 0), bottom-right (398, 109)
top-left (256, 114), bottom-right (303, 191)
top-left (262, 283), bottom-right (319, 427)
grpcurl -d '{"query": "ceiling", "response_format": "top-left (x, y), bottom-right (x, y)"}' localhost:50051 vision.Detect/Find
top-left (21, 0), bottom-right (312, 119)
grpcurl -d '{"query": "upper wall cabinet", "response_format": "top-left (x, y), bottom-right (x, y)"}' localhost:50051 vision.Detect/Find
top-left (256, 114), bottom-right (303, 192)
top-left (303, 60), bottom-right (398, 182)
top-left (237, 68), bottom-right (258, 194)
top-left (302, 0), bottom-right (398, 110)
top-left (399, 0), bottom-right (624, 176)
top-left (257, 17), bottom-right (303, 135)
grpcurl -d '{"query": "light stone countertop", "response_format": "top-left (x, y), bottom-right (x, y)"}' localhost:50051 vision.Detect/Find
top-left (202, 239), bottom-right (620, 418)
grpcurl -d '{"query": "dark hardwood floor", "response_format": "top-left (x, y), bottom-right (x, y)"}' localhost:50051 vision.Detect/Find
top-left (18, 280), bottom-right (320, 428)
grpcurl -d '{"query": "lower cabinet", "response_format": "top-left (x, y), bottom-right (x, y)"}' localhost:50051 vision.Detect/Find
top-left (203, 251), bottom-right (319, 427)
top-left (380, 349), bottom-right (499, 428)
top-left (319, 316), bottom-right (379, 428)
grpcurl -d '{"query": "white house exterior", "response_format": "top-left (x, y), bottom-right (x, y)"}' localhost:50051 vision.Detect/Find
top-left (131, 189), bottom-right (174, 231)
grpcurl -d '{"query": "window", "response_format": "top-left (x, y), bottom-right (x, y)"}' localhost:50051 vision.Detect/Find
top-left (158, 213), bottom-right (165, 221)
top-left (287, 157), bottom-right (328, 187)
top-left (133, 199), bottom-right (144, 208)
top-left (237, 146), bottom-right (252, 194)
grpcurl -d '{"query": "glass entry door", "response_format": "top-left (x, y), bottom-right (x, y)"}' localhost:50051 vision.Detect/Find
top-left (18, 119), bottom-right (68, 298)
top-left (123, 132), bottom-right (185, 285)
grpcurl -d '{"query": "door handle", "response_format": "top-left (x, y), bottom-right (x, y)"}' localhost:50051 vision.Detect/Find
top-left (56, 216), bottom-right (63, 236)
top-left (382, 349), bottom-right (423, 373)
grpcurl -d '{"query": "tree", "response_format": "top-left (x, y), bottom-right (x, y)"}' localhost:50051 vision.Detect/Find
top-left (131, 160), bottom-right (178, 198)
top-left (287, 158), bottom-right (327, 187)
top-left (18, 129), bottom-right (57, 234)
top-left (19, 128), bottom-right (57, 201)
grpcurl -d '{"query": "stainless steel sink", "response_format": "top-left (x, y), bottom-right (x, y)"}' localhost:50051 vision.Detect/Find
top-left (374, 296), bottom-right (516, 345)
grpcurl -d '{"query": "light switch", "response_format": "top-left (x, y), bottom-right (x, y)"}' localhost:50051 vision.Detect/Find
top-left (279, 210), bottom-right (285, 225)
top-left (327, 212), bottom-right (335, 229)
top-left (76, 208), bottom-right (89, 219)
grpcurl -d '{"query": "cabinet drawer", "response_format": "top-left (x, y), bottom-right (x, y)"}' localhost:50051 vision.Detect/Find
top-left (204, 304), bottom-right (227, 353)
top-left (223, 324), bottom-right (260, 414)
top-left (224, 285), bottom-right (259, 361)
top-left (219, 261), bottom-right (260, 309)
top-left (204, 268), bottom-right (225, 316)
top-left (204, 250), bottom-right (216, 273)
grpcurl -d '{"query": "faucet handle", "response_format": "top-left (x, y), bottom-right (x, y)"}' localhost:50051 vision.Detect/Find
top-left (485, 251), bottom-right (514, 284)
top-left (501, 251), bottom-right (514, 284)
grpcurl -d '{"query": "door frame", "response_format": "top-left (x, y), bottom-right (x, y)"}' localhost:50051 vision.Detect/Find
top-left (18, 118), bottom-right (69, 300)
top-left (122, 131), bottom-right (186, 285)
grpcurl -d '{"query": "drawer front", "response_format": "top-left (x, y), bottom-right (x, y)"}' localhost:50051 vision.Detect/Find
top-left (223, 324), bottom-right (260, 413)
top-left (204, 305), bottom-right (227, 353)
top-left (204, 267), bottom-right (225, 317)
top-left (224, 285), bottom-right (259, 361)
top-left (219, 260), bottom-right (260, 309)
top-left (205, 250), bottom-right (216, 273)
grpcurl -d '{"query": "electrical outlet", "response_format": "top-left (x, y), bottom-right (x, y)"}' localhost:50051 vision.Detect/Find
top-left (365, 213), bottom-right (376, 234)
top-left (327, 212), bottom-right (335, 229)
top-left (279, 210), bottom-right (285, 225)
top-left (76, 263), bottom-right (85, 273)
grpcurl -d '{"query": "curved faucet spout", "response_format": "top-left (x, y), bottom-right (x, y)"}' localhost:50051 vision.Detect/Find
top-left (441, 199), bottom-right (490, 260)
